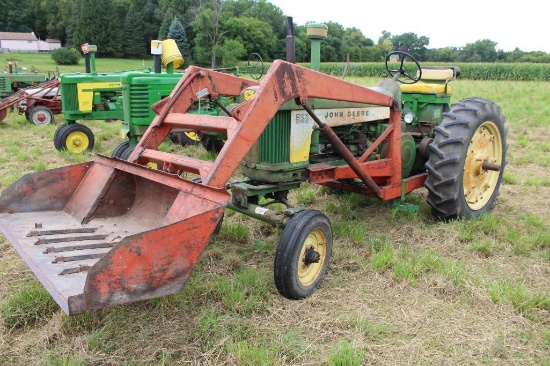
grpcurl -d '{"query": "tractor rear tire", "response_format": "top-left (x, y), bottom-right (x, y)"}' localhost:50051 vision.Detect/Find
top-left (425, 97), bottom-right (508, 220)
top-left (120, 144), bottom-right (135, 161)
top-left (28, 106), bottom-right (54, 126)
top-left (169, 131), bottom-right (200, 146)
top-left (120, 144), bottom-right (161, 170)
top-left (274, 209), bottom-right (332, 300)
top-left (0, 108), bottom-right (7, 122)
top-left (200, 133), bottom-right (225, 153)
top-left (112, 141), bottom-right (130, 159)
top-left (59, 124), bottom-right (95, 153)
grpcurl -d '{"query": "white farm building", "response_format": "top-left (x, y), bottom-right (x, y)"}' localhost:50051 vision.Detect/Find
top-left (0, 32), bottom-right (61, 53)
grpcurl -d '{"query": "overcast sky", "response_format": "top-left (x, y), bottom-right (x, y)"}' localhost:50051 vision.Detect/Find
top-left (268, 0), bottom-right (549, 53)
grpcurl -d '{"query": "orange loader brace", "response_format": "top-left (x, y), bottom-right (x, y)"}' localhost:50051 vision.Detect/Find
top-left (0, 60), bottom-right (426, 315)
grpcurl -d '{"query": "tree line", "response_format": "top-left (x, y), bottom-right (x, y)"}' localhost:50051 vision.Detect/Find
top-left (2, 0), bottom-right (549, 66)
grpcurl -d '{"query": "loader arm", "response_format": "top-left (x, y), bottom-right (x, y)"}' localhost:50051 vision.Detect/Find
top-left (130, 60), bottom-right (398, 189)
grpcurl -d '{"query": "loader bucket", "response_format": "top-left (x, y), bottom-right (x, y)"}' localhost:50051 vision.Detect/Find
top-left (0, 155), bottom-right (228, 315)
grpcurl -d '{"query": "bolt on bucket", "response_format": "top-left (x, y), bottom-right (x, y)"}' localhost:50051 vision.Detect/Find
top-left (0, 155), bottom-right (228, 315)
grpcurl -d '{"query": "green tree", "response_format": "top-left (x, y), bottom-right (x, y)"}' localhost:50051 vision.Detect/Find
top-left (123, 3), bottom-right (147, 58)
top-left (342, 27), bottom-right (374, 62)
top-left (224, 0), bottom-right (286, 59)
top-left (34, 0), bottom-right (77, 45)
top-left (192, 0), bottom-right (228, 68)
top-left (378, 30), bottom-right (392, 46)
top-left (391, 32), bottom-right (430, 61)
top-left (158, 10), bottom-right (174, 40)
top-left (217, 38), bottom-right (246, 66)
top-left (1, 0), bottom-right (34, 32)
top-left (72, 0), bottom-right (119, 56)
top-left (133, 0), bottom-right (162, 51)
top-left (426, 47), bottom-right (460, 62)
top-left (458, 39), bottom-right (498, 62)
top-left (168, 16), bottom-right (191, 60)
top-left (323, 21), bottom-right (345, 61)
top-left (362, 45), bottom-right (386, 62)
top-left (223, 16), bottom-right (275, 60)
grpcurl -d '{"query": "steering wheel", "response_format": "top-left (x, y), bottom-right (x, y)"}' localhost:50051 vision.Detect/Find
top-left (247, 53), bottom-right (265, 81)
top-left (385, 51), bottom-right (422, 84)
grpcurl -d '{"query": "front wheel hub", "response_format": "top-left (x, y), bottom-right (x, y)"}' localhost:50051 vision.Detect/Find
top-left (303, 247), bottom-right (321, 265)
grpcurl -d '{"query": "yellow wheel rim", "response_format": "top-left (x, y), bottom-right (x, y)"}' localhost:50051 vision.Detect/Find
top-left (463, 121), bottom-right (503, 210)
top-left (298, 228), bottom-right (327, 287)
top-left (185, 131), bottom-right (201, 142)
top-left (66, 131), bottom-right (90, 153)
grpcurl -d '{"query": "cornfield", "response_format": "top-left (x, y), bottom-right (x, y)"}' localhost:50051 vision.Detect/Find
top-left (313, 62), bottom-right (550, 81)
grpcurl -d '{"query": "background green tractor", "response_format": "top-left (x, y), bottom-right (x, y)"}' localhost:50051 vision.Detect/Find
top-left (112, 41), bottom-right (264, 159)
top-left (0, 61), bottom-right (49, 99)
top-left (54, 40), bottom-right (263, 156)
top-left (53, 44), bottom-right (126, 153)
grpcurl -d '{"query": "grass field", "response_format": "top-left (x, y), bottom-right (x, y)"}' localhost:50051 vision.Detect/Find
top-left (0, 62), bottom-right (549, 365)
top-left (1, 52), bottom-right (154, 74)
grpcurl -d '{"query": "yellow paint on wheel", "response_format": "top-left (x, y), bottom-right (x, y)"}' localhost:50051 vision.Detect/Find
top-left (66, 131), bottom-right (90, 154)
top-left (463, 121), bottom-right (503, 210)
top-left (185, 131), bottom-right (200, 142)
top-left (298, 228), bottom-right (327, 287)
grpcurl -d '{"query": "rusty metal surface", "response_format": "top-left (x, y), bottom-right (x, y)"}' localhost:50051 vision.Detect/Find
top-left (0, 156), bottom-right (229, 315)
top-left (0, 211), bottom-right (122, 315)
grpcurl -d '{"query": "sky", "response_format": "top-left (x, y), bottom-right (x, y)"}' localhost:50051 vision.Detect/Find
top-left (267, 0), bottom-right (550, 53)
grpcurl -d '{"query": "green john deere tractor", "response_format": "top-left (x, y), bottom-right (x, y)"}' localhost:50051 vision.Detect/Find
top-left (0, 61), bottom-right (49, 99)
top-left (53, 44), bottom-right (126, 153)
top-left (54, 40), bottom-right (263, 156)
top-left (112, 41), bottom-right (264, 160)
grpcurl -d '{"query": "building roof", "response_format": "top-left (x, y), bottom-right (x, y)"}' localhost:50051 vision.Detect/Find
top-left (0, 32), bottom-right (38, 41)
top-left (45, 38), bottom-right (61, 43)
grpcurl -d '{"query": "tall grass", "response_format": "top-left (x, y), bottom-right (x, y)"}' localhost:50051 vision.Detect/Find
top-left (1, 52), bottom-right (158, 74)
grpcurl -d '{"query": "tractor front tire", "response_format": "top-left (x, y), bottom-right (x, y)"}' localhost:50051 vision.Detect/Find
top-left (274, 209), bottom-right (332, 300)
top-left (28, 106), bottom-right (54, 126)
top-left (59, 124), bottom-right (95, 153)
top-left (53, 124), bottom-right (70, 150)
top-left (425, 98), bottom-right (508, 220)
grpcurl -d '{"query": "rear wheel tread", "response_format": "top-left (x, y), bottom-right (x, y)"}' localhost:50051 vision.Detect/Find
top-left (425, 98), bottom-right (508, 220)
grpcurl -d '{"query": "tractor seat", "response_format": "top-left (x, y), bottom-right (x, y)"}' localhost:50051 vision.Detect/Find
top-left (400, 67), bottom-right (460, 95)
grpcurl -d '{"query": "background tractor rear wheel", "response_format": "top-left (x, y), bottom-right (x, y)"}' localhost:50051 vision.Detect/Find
top-left (200, 133), bottom-right (225, 153)
top-left (119, 145), bottom-right (160, 169)
top-left (0, 108), bottom-right (7, 122)
top-left (120, 144), bottom-right (135, 161)
top-left (28, 106), bottom-right (54, 126)
top-left (169, 131), bottom-right (200, 146)
top-left (274, 209), bottom-right (332, 300)
top-left (112, 141), bottom-right (130, 158)
top-left (425, 97), bottom-right (508, 220)
top-left (59, 123), bottom-right (95, 153)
